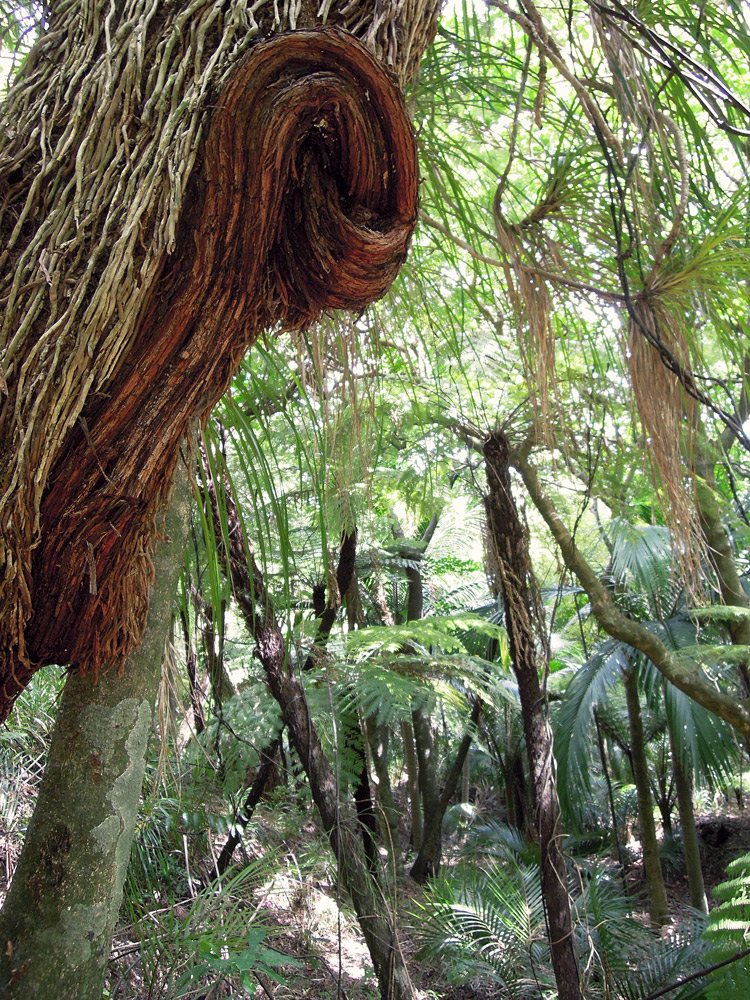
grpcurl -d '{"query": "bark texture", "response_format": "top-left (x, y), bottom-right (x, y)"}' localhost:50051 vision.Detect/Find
top-left (483, 431), bottom-right (582, 1000)
top-left (0, 456), bottom-right (192, 999)
top-left (0, 0), bottom-right (436, 721)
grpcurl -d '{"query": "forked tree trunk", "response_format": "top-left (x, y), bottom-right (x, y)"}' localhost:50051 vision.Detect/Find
top-left (0, 0), bottom-right (435, 722)
top-left (483, 431), bottom-right (582, 1000)
top-left (410, 698), bottom-right (482, 884)
top-left (0, 458), bottom-right (193, 999)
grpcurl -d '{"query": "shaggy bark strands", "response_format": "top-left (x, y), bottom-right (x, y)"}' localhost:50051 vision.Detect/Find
top-left (1, 0), bottom-right (270, 707)
top-left (483, 431), bottom-right (582, 1000)
top-left (0, 24), bottom-right (419, 721)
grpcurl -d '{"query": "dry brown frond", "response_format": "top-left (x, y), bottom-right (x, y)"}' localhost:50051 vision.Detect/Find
top-left (626, 297), bottom-right (703, 589)
top-left (494, 212), bottom-right (557, 441)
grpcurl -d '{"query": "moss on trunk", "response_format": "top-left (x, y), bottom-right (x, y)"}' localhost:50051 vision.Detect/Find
top-left (0, 457), bottom-right (192, 999)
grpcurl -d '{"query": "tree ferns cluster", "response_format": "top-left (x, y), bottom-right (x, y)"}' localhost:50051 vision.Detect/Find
top-left (2, 1), bottom-right (750, 999)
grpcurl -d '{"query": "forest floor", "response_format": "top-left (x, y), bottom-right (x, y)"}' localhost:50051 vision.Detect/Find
top-left (243, 801), bottom-right (750, 1000)
top-left (2, 785), bottom-right (750, 999)
top-left (103, 792), bottom-right (750, 1000)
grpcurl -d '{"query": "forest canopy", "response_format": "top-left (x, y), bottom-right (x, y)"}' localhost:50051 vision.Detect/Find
top-left (2, 1), bottom-right (750, 999)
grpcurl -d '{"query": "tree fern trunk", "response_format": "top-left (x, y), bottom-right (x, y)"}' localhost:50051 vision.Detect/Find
top-left (0, 0), bottom-right (434, 721)
top-left (483, 431), bottom-right (582, 1000)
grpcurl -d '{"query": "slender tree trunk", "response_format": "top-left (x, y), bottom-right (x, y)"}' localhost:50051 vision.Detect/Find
top-left (392, 514), bottom-right (443, 875)
top-left (410, 705), bottom-right (441, 876)
top-left (512, 446), bottom-right (750, 739)
top-left (594, 708), bottom-right (626, 878)
top-left (306, 529), bottom-right (381, 870)
top-left (201, 597), bottom-right (237, 709)
top-left (487, 716), bottom-right (527, 831)
top-left (410, 699), bottom-right (482, 884)
top-left (0, 457), bottom-right (192, 1000)
top-left (401, 719), bottom-right (423, 850)
top-left (214, 736), bottom-right (283, 879)
top-left (462, 753), bottom-right (471, 803)
top-left (655, 773), bottom-right (675, 840)
top-left (349, 716), bottom-right (380, 874)
top-left (622, 664), bottom-right (671, 927)
top-left (483, 431), bottom-right (582, 1000)
top-left (204, 466), bottom-right (411, 1000)
top-left (180, 603), bottom-right (206, 735)
top-left (501, 758), bottom-right (520, 828)
top-left (667, 719), bottom-right (707, 913)
top-left (366, 716), bottom-right (402, 871)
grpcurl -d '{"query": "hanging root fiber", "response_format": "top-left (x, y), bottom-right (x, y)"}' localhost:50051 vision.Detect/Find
top-left (0, 26), bottom-right (418, 721)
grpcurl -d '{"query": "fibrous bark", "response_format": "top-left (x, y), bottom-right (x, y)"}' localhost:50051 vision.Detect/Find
top-left (483, 431), bottom-right (582, 1000)
top-left (0, 0), bottom-right (433, 720)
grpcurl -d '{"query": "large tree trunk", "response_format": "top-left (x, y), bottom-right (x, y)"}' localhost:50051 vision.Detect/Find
top-left (0, 457), bottom-right (193, 999)
top-left (0, 0), bottom-right (434, 722)
top-left (483, 431), bottom-right (582, 1000)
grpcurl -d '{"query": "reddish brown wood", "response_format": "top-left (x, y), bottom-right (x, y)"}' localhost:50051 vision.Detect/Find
top-left (1, 28), bottom-right (417, 720)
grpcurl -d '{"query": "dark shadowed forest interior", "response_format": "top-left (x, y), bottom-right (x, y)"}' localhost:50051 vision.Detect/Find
top-left (2, 1), bottom-right (750, 999)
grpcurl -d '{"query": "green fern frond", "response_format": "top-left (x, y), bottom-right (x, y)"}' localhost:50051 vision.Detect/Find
top-left (344, 613), bottom-right (506, 659)
top-left (704, 851), bottom-right (750, 1000)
